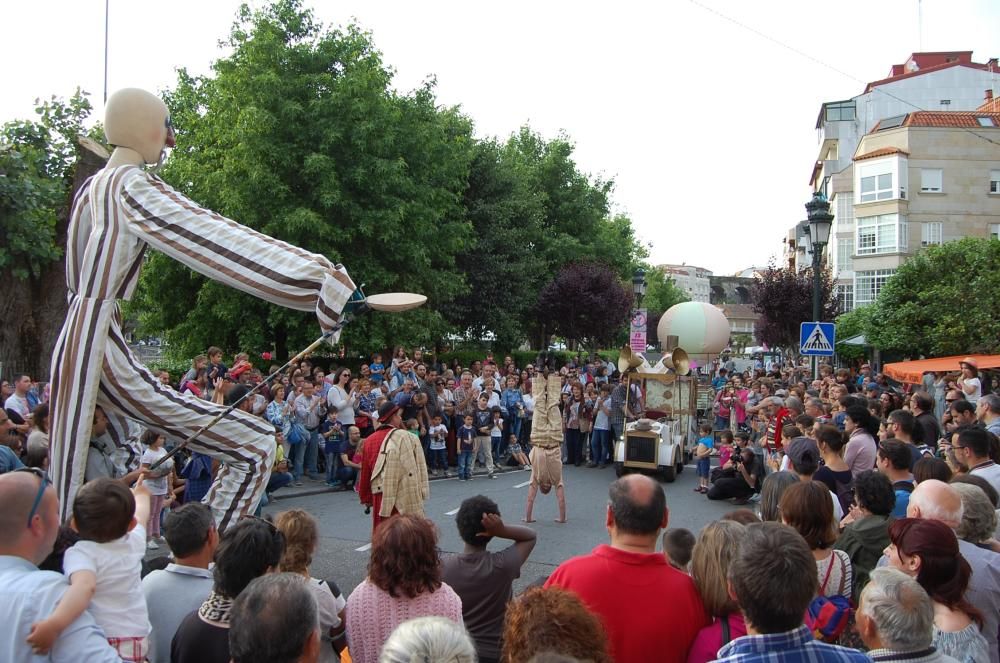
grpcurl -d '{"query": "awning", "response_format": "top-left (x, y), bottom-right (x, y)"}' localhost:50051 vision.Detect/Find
top-left (837, 334), bottom-right (867, 346)
top-left (883, 354), bottom-right (1000, 384)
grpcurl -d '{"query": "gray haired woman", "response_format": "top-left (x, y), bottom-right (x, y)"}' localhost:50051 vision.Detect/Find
top-left (380, 617), bottom-right (477, 663)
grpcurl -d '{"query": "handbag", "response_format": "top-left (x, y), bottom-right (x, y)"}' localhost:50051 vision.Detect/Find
top-left (287, 422), bottom-right (307, 446)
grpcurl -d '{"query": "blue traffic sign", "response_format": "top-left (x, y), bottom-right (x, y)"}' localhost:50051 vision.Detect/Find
top-left (800, 322), bottom-right (835, 356)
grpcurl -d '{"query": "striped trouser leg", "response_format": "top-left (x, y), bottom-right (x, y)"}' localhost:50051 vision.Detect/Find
top-left (99, 330), bottom-right (275, 531)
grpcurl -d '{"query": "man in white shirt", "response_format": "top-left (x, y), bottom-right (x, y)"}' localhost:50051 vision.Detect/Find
top-left (4, 374), bottom-right (33, 435)
top-left (142, 503), bottom-right (218, 663)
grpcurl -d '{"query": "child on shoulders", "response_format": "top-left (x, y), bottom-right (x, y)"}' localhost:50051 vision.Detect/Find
top-left (28, 477), bottom-right (152, 661)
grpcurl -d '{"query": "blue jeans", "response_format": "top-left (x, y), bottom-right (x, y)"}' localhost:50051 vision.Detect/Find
top-left (591, 428), bottom-right (611, 465)
top-left (305, 430), bottom-right (321, 475)
top-left (457, 450), bottom-right (473, 479)
top-left (336, 466), bottom-right (357, 485)
top-left (267, 471), bottom-right (293, 495)
top-left (492, 435), bottom-right (502, 460)
top-left (325, 450), bottom-right (339, 483)
top-left (431, 448), bottom-right (447, 472)
top-left (291, 442), bottom-right (306, 479)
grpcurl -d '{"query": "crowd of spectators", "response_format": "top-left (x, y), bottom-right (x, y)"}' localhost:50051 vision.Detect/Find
top-left (3, 350), bottom-right (1000, 662)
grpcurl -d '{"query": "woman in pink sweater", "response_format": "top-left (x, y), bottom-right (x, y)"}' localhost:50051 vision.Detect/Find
top-left (345, 514), bottom-right (464, 663)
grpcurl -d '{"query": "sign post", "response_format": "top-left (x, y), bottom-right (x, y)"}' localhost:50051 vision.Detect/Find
top-left (630, 309), bottom-right (647, 353)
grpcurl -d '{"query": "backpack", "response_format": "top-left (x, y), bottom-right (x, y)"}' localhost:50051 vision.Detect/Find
top-left (806, 551), bottom-right (853, 643)
top-left (832, 475), bottom-right (855, 516)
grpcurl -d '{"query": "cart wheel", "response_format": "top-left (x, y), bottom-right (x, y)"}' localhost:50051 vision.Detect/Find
top-left (614, 462), bottom-right (626, 478)
top-left (676, 461), bottom-right (684, 475)
top-left (661, 465), bottom-right (677, 483)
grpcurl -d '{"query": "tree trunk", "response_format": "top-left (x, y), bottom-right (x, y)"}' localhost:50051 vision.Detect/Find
top-left (0, 139), bottom-right (107, 381)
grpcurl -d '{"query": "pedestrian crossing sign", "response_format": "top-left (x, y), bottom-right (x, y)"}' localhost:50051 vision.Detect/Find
top-left (800, 322), bottom-right (835, 356)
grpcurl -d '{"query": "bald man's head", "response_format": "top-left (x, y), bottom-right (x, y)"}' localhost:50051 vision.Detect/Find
top-left (0, 471), bottom-right (59, 563)
top-left (608, 475), bottom-right (667, 536)
top-left (907, 479), bottom-right (964, 529)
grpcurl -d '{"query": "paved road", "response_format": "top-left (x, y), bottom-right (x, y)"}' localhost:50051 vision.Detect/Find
top-left (261, 458), bottom-right (748, 596)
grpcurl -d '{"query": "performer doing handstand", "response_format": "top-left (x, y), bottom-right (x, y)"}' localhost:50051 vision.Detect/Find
top-left (524, 358), bottom-right (567, 523)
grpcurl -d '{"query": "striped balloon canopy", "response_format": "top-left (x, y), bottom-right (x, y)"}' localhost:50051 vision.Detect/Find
top-left (657, 301), bottom-right (730, 355)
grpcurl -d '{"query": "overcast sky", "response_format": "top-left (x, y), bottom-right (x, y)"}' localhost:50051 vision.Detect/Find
top-left (4, 0), bottom-right (998, 274)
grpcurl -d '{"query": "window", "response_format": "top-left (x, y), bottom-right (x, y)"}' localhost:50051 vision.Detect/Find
top-left (857, 214), bottom-right (906, 255)
top-left (855, 270), bottom-right (896, 306)
top-left (921, 222), bottom-right (943, 246)
top-left (825, 101), bottom-right (856, 122)
top-left (878, 114), bottom-right (906, 130)
top-left (991, 171), bottom-right (1000, 194)
top-left (835, 194), bottom-right (854, 230)
top-left (836, 284), bottom-right (854, 312)
top-left (990, 224), bottom-right (1000, 241)
top-left (860, 173), bottom-right (893, 202)
top-left (837, 237), bottom-right (853, 272)
top-left (977, 117), bottom-right (996, 127)
top-left (920, 169), bottom-right (942, 193)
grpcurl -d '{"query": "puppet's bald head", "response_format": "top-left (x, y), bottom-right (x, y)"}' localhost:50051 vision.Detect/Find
top-left (105, 88), bottom-right (174, 165)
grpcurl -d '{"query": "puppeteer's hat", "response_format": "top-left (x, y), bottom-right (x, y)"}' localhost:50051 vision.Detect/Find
top-left (378, 403), bottom-right (401, 424)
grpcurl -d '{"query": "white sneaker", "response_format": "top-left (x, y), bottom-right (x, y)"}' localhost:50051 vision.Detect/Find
top-left (146, 540), bottom-right (159, 551)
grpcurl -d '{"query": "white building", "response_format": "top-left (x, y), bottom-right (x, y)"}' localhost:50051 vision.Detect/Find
top-left (657, 264), bottom-right (713, 302)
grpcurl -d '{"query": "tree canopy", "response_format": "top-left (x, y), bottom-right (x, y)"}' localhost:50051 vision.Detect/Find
top-left (751, 260), bottom-right (838, 358)
top-left (125, 0), bottom-right (646, 358)
top-left (857, 238), bottom-right (1000, 356)
top-left (536, 261), bottom-right (634, 350)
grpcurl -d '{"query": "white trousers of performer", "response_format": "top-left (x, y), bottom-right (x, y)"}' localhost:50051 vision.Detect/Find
top-left (96, 328), bottom-right (275, 530)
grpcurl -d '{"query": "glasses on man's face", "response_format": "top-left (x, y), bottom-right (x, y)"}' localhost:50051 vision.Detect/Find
top-left (945, 399), bottom-right (958, 403)
top-left (15, 467), bottom-right (51, 528)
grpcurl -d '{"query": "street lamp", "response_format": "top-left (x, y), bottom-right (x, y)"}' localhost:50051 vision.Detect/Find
top-left (632, 268), bottom-right (647, 308)
top-left (805, 192), bottom-right (834, 323)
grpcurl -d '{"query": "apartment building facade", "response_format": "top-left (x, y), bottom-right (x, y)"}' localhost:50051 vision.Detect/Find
top-left (804, 52), bottom-right (999, 311)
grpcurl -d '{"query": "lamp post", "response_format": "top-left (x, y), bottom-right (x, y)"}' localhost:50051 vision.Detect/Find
top-left (805, 192), bottom-right (834, 377)
top-left (632, 268), bottom-right (647, 308)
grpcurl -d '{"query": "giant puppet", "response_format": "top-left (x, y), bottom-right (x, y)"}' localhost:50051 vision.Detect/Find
top-left (49, 88), bottom-right (357, 529)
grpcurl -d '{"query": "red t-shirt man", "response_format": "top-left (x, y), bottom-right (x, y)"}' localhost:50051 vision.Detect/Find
top-left (545, 479), bottom-right (707, 663)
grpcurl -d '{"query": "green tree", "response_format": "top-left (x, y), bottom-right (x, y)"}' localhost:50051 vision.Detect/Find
top-left (864, 238), bottom-right (1000, 356)
top-left (0, 89), bottom-right (105, 378)
top-left (129, 0), bottom-right (475, 359)
top-left (441, 138), bottom-right (545, 350)
top-left (834, 304), bottom-right (874, 363)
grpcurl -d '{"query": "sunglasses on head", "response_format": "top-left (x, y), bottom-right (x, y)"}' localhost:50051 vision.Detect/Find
top-left (15, 467), bottom-right (51, 528)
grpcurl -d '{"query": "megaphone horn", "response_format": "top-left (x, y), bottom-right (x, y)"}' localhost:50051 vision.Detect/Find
top-left (618, 345), bottom-right (645, 374)
top-left (661, 346), bottom-right (691, 376)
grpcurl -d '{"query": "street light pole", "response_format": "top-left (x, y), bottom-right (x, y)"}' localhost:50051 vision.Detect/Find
top-left (805, 192), bottom-right (834, 378)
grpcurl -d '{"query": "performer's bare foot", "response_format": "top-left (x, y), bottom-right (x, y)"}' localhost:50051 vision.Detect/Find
top-left (554, 518), bottom-right (567, 523)
top-left (522, 517), bottom-right (536, 523)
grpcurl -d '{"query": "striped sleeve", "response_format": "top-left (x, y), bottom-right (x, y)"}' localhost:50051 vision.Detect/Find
top-left (119, 169), bottom-right (356, 334)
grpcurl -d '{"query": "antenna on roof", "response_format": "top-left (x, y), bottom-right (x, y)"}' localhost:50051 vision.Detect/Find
top-left (918, 0), bottom-right (923, 52)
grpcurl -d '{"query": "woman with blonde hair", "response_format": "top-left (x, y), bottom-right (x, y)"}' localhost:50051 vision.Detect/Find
top-left (274, 509), bottom-right (347, 661)
top-left (686, 520), bottom-right (747, 663)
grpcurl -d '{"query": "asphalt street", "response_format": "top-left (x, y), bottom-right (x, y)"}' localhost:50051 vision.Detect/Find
top-left (260, 458), bottom-right (748, 596)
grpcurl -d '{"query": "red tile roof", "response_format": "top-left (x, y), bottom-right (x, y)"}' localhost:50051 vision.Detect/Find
top-left (903, 112), bottom-right (1000, 128)
top-left (854, 147), bottom-right (909, 162)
